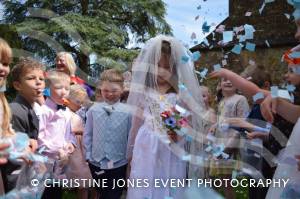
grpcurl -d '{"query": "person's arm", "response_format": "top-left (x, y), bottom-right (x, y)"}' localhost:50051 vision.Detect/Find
top-left (209, 68), bottom-right (269, 101)
top-left (261, 95), bottom-right (300, 123)
top-left (126, 107), bottom-right (144, 161)
top-left (276, 98), bottom-right (300, 123)
top-left (0, 143), bottom-right (9, 165)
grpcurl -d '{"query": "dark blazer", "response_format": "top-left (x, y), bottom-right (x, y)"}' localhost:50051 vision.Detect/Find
top-left (10, 95), bottom-right (39, 139)
top-left (1, 95), bottom-right (40, 192)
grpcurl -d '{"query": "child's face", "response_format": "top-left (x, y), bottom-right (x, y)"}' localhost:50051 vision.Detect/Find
top-left (202, 87), bottom-right (210, 106)
top-left (14, 69), bottom-right (45, 103)
top-left (0, 59), bottom-right (10, 87)
top-left (100, 81), bottom-right (123, 104)
top-left (56, 55), bottom-right (69, 75)
top-left (50, 80), bottom-right (70, 105)
top-left (220, 78), bottom-right (236, 94)
top-left (157, 54), bottom-right (172, 85)
top-left (295, 19), bottom-right (300, 41)
top-left (67, 99), bottom-right (81, 112)
top-left (285, 64), bottom-right (300, 86)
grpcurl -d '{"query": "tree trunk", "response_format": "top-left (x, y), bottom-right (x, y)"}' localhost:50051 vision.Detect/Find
top-left (81, 0), bottom-right (88, 15)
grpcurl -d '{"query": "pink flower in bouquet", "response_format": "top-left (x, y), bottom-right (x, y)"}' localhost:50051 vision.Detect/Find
top-left (178, 118), bottom-right (188, 127)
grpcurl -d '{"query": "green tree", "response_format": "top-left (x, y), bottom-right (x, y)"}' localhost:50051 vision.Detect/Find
top-left (2, 0), bottom-right (171, 80)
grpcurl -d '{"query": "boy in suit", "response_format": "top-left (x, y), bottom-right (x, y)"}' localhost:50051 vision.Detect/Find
top-left (84, 69), bottom-right (131, 199)
top-left (4, 57), bottom-right (45, 191)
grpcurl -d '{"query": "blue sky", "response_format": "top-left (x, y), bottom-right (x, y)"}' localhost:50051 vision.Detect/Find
top-left (163, 0), bottom-right (229, 47)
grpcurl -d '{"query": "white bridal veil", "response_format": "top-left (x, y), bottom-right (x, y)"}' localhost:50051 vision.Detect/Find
top-left (126, 35), bottom-right (209, 176)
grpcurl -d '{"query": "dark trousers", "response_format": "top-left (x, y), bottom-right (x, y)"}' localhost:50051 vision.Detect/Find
top-left (88, 163), bottom-right (127, 199)
top-left (41, 186), bottom-right (62, 199)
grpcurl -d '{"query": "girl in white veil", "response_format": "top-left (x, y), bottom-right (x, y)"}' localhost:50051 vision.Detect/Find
top-left (126, 35), bottom-right (208, 199)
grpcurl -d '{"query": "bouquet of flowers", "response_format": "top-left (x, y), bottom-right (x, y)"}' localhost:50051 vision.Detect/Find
top-left (160, 105), bottom-right (190, 142)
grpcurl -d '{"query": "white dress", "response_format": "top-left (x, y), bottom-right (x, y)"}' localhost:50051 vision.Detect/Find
top-left (127, 92), bottom-right (186, 199)
top-left (266, 118), bottom-right (300, 199)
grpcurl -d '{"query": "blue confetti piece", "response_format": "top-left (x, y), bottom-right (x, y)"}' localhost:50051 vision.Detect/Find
top-left (175, 129), bottom-right (186, 136)
top-left (265, 0), bottom-right (275, 3)
top-left (164, 197), bottom-right (174, 199)
top-left (200, 68), bottom-right (208, 78)
top-left (219, 123), bottom-right (229, 131)
top-left (182, 155), bottom-right (192, 161)
top-left (213, 64), bottom-right (221, 71)
top-left (245, 42), bottom-right (256, 52)
top-left (202, 21), bottom-right (210, 33)
top-left (195, 156), bottom-right (204, 165)
top-left (43, 87), bottom-right (51, 97)
top-left (212, 144), bottom-right (225, 157)
top-left (290, 51), bottom-right (300, 58)
top-left (244, 24), bottom-right (255, 39)
top-left (185, 134), bottom-right (193, 142)
top-left (223, 31), bottom-right (233, 43)
top-left (292, 66), bottom-right (300, 75)
top-left (196, 68), bottom-right (208, 80)
top-left (14, 133), bottom-right (30, 150)
top-left (287, 84), bottom-right (296, 92)
top-left (181, 55), bottom-right (189, 63)
top-left (293, 9), bottom-right (300, 20)
top-left (278, 89), bottom-right (293, 101)
top-left (178, 83), bottom-right (187, 91)
top-left (192, 51), bottom-right (201, 61)
top-left (221, 152), bottom-right (229, 159)
top-left (231, 44), bottom-right (242, 54)
top-left (239, 35), bottom-right (246, 42)
top-left (252, 92), bottom-right (264, 102)
top-left (271, 86), bottom-right (278, 98)
top-left (197, 5), bottom-right (201, 9)
top-left (205, 145), bottom-right (212, 152)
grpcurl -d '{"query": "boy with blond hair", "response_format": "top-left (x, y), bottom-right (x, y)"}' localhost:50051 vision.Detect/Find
top-left (84, 69), bottom-right (131, 199)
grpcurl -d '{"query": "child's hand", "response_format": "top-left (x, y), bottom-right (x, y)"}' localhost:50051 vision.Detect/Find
top-left (208, 68), bottom-right (229, 79)
top-left (224, 118), bottom-right (253, 129)
top-left (29, 139), bottom-right (38, 153)
top-left (0, 143), bottom-right (9, 165)
top-left (59, 149), bottom-right (68, 160)
top-left (260, 95), bottom-right (277, 123)
top-left (208, 124), bottom-right (217, 134)
top-left (167, 130), bottom-right (181, 143)
top-left (246, 131), bottom-right (268, 140)
top-left (66, 143), bottom-right (75, 154)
